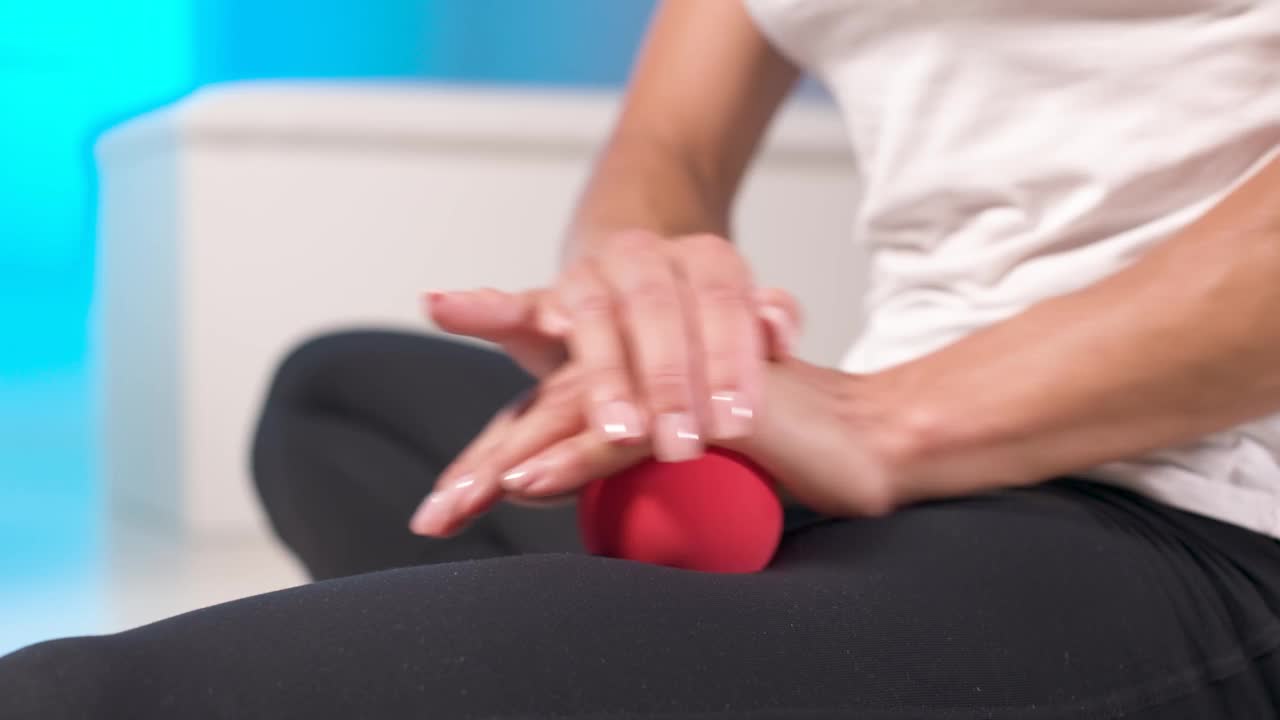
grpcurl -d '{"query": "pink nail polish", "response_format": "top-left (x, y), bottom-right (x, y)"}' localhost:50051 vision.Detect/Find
top-left (452, 473), bottom-right (491, 515)
top-left (450, 473), bottom-right (477, 493)
top-left (593, 401), bottom-right (644, 442)
top-left (654, 412), bottom-right (703, 462)
top-left (409, 490), bottom-right (453, 535)
top-left (501, 462), bottom-right (543, 492)
top-left (710, 390), bottom-right (754, 439)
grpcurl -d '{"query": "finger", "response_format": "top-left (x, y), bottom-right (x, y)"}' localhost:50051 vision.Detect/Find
top-left (503, 430), bottom-right (649, 501)
top-left (755, 288), bottom-right (803, 360)
top-left (439, 366), bottom-right (594, 531)
top-left (672, 234), bottom-right (759, 441)
top-left (436, 383), bottom-right (566, 527)
top-left (754, 287), bottom-right (803, 331)
top-left (425, 289), bottom-right (566, 376)
top-left (593, 233), bottom-right (702, 462)
top-left (534, 291), bottom-right (572, 338)
top-left (408, 399), bottom-right (520, 537)
top-left (464, 371), bottom-right (585, 495)
top-left (558, 260), bottom-right (646, 444)
top-left (424, 288), bottom-right (531, 337)
top-left (505, 492), bottom-right (577, 508)
top-left (442, 386), bottom-right (537, 485)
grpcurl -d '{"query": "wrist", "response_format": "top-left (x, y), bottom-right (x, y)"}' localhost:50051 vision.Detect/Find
top-left (562, 226), bottom-right (662, 265)
top-left (835, 369), bottom-right (930, 510)
top-left (860, 359), bottom-right (1056, 506)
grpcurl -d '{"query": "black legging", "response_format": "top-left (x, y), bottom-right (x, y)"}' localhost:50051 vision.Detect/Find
top-left (252, 331), bottom-right (583, 579)
top-left (4, 331), bottom-right (1280, 719)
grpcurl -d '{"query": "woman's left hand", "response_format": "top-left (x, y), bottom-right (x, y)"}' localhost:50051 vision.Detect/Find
top-left (409, 355), bottom-right (909, 537)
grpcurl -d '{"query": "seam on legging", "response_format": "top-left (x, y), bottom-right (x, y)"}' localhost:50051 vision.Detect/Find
top-left (488, 622), bottom-right (1280, 720)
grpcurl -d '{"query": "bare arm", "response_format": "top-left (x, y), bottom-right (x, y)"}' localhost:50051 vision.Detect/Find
top-left (873, 155), bottom-right (1280, 504)
top-left (564, 0), bottom-right (799, 259)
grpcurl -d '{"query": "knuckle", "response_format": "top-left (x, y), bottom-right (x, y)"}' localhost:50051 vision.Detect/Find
top-left (693, 278), bottom-right (751, 310)
top-left (564, 287), bottom-right (613, 317)
top-left (585, 363), bottom-right (631, 398)
top-left (701, 348), bottom-right (742, 383)
top-left (677, 236), bottom-right (752, 285)
top-left (643, 363), bottom-right (690, 407)
top-left (559, 266), bottom-right (611, 316)
top-left (624, 276), bottom-right (680, 311)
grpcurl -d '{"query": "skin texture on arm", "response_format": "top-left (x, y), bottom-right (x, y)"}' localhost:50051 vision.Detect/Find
top-left (875, 154), bottom-right (1280, 506)
top-left (563, 0), bottom-right (800, 258)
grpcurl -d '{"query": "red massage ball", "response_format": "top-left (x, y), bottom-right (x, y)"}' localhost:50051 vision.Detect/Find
top-left (577, 449), bottom-right (784, 573)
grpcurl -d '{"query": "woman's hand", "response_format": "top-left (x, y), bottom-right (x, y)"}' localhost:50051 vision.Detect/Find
top-left (409, 298), bottom-right (799, 537)
top-left (426, 230), bottom-right (800, 463)
top-left (409, 353), bottom-right (908, 537)
top-left (713, 359), bottom-right (905, 518)
top-left (408, 362), bottom-right (648, 537)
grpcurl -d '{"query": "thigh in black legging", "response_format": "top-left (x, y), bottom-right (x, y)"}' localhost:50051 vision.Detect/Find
top-left (6, 480), bottom-right (1279, 719)
top-left (252, 330), bottom-right (581, 580)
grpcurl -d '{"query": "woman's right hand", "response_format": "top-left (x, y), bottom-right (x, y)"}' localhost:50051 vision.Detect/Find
top-left (426, 230), bottom-right (800, 462)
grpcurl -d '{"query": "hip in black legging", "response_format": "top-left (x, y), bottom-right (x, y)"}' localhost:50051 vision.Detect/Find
top-left (4, 330), bottom-right (1280, 719)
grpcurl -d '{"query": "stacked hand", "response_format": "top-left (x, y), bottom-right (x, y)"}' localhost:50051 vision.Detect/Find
top-left (410, 232), bottom-right (903, 537)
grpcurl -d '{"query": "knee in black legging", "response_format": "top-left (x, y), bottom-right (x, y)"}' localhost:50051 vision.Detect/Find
top-left (250, 332), bottom-right (374, 564)
top-left (255, 331), bottom-right (379, 415)
top-left (0, 635), bottom-right (119, 719)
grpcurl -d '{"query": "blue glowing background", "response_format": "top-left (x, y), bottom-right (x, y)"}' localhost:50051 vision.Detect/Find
top-left (0, 0), bottom-right (652, 651)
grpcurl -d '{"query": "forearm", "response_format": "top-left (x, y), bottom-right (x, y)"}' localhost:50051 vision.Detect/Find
top-left (559, 0), bottom-right (798, 263)
top-left (563, 131), bottom-right (732, 261)
top-left (873, 155), bottom-right (1280, 504)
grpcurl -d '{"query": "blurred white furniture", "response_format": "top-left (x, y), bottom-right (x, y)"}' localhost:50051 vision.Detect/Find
top-left (95, 82), bottom-right (862, 541)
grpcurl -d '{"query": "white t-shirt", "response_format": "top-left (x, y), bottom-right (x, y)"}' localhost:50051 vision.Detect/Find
top-left (743, 0), bottom-right (1280, 537)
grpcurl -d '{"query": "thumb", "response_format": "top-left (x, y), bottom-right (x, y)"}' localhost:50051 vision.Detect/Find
top-left (755, 288), bottom-right (803, 360)
top-left (423, 288), bottom-right (567, 377)
top-left (423, 288), bottom-right (537, 341)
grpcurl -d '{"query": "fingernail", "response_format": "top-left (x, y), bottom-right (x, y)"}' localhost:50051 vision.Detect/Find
top-left (522, 458), bottom-right (562, 495)
top-left (593, 401), bottom-right (644, 442)
top-left (450, 473), bottom-right (477, 493)
top-left (759, 305), bottom-right (796, 357)
top-left (654, 412), bottom-right (703, 462)
top-left (409, 490), bottom-right (454, 535)
top-left (501, 462), bottom-right (543, 492)
top-left (451, 473), bottom-right (489, 515)
top-left (421, 291), bottom-right (444, 317)
top-left (710, 390), bottom-right (754, 439)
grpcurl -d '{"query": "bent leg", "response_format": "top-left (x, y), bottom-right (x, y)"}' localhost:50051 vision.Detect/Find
top-left (252, 331), bottom-right (580, 579)
top-left (5, 480), bottom-right (1280, 719)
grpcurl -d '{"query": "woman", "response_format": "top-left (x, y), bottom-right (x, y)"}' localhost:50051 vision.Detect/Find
top-left (5, 0), bottom-right (1280, 717)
